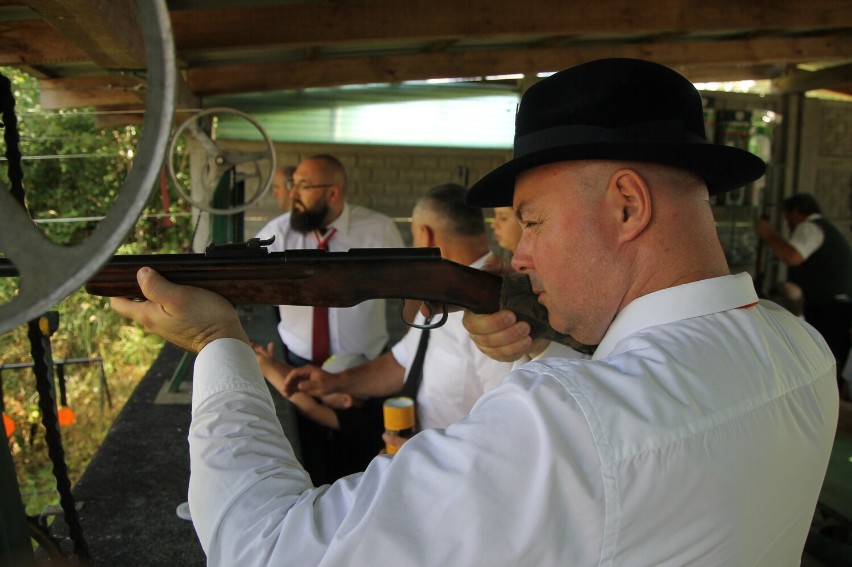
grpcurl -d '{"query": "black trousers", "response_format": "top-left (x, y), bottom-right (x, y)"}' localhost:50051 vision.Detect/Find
top-left (806, 300), bottom-right (852, 389)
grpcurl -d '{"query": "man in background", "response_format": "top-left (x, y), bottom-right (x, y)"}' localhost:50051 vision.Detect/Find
top-left (270, 165), bottom-right (295, 212)
top-left (758, 192), bottom-right (852, 389)
top-left (279, 184), bottom-right (519, 452)
top-left (256, 154), bottom-right (404, 365)
top-left (255, 153), bottom-right (403, 480)
top-left (490, 206), bottom-right (522, 255)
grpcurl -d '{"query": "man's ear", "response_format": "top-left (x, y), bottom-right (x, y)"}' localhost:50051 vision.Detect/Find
top-left (609, 169), bottom-right (652, 242)
top-left (327, 184), bottom-right (344, 205)
top-left (420, 224), bottom-right (436, 248)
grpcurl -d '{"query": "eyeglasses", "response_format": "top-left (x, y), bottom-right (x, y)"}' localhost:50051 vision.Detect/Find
top-left (285, 181), bottom-right (334, 192)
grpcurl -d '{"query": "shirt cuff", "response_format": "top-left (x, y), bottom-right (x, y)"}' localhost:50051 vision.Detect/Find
top-left (192, 338), bottom-right (269, 414)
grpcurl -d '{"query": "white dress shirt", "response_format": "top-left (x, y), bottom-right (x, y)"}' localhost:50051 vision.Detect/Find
top-left (390, 255), bottom-right (515, 430)
top-left (255, 203), bottom-right (404, 360)
top-left (189, 273), bottom-right (838, 566)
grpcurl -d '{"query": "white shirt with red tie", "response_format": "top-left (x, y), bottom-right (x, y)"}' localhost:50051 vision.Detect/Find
top-left (256, 202), bottom-right (404, 361)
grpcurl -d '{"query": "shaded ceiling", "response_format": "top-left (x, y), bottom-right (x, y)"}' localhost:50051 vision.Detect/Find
top-left (1, 0), bottom-right (851, 118)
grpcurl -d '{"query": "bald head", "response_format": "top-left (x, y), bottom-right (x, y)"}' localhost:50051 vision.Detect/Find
top-left (302, 154), bottom-right (347, 192)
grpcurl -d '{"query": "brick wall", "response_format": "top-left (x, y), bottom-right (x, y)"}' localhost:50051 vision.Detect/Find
top-left (218, 141), bottom-right (511, 244)
top-left (799, 98), bottom-right (852, 249)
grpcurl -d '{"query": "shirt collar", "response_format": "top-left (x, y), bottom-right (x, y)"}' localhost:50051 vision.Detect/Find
top-left (592, 273), bottom-right (758, 360)
top-left (470, 254), bottom-right (490, 269)
top-left (325, 202), bottom-right (351, 236)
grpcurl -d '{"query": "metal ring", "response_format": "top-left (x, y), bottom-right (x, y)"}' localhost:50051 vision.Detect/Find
top-left (0, 0), bottom-right (176, 334)
top-left (167, 107), bottom-right (276, 215)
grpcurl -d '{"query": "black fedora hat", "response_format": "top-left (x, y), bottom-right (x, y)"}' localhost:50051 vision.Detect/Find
top-left (466, 58), bottom-right (766, 207)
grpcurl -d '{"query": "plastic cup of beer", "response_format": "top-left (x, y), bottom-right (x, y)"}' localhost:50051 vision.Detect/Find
top-left (383, 396), bottom-right (415, 455)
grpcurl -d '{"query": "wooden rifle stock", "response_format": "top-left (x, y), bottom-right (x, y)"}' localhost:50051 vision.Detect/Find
top-left (83, 245), bottom-right (502, 313)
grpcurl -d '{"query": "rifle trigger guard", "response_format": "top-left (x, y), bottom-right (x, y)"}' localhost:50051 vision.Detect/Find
top-left (399, 301), bottom-right (448, 330)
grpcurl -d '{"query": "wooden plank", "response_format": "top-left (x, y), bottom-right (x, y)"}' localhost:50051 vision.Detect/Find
top-left (39, 74), bottom-right (144, 108)
top-left (771, 63), bottom-right (852, 94)
top-left (676, 64), bottom-right (786, 84)
top-left (24, 0), bottom-right (144, 68)
top-left (93, 105), bottom-right (144, 128)
top-left (22, 0), bottom-right (198, 109)
top-left (38, 74), bottom-right (199, 110)
top-left (0, 20), bottom-right (86, 65)
top-left (170, 0), bottom-right (852, 51)
top-left (188, 33), bottom-right (852, 95)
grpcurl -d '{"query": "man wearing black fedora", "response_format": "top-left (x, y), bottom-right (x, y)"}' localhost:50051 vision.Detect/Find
top-left (111, 59), bottom-right (838, 565)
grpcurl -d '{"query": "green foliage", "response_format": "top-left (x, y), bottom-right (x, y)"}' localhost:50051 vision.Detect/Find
top-left (2, 67), bottom-right (194, 248)
top-left (1, 67), bottom-right (191, 515)
top-left (6, 71), bottom-right (128, 245)
top-left (3, 295), bottom-right (164, 515)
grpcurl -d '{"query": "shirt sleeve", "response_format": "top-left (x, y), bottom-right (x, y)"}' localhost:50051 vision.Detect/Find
top-left (254, 220), bottom-right (272, 241)
top-left (390, 319), bottom-right (421, 381)
top-left (471, 344), bottom-right (514, 393)
top-left (188, 339), bottom-right (601, 566)
top-left (188, 339), bottom-right (313, 556)
top-left (382, 217), bottom-right (405, 248)
top-left (788, 220), bottom-right (824, 260)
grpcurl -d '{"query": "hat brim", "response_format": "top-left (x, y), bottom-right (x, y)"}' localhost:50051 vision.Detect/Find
top-left (465, 142), bottom-right (766, 208)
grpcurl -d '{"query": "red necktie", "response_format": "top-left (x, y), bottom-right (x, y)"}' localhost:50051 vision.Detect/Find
top-left (311, 228), bottom-right (337, 365)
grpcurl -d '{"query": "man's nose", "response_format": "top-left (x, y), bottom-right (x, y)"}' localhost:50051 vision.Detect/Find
top-left (511, 238), bottom-right (531, 272)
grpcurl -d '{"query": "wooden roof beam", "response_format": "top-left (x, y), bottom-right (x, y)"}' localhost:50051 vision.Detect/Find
top-left (771, 62), bottom-right (852, 94)
top-left (23, 0), bottom-right (197, 109)
top-left (38, 74), bottom-right (145, 109)
top-left (188, 33), bottom-right (852, 95)
top-left (170, 0), bottom-right (852, 51)
top-left (24, 0), bottom-right (145, 69)
top-left (0, 19), bottom-right (87, 65)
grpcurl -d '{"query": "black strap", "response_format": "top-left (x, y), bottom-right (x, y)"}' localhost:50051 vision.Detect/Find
top-left (399, 323), bottom-right (430, 429)
top-left (28, 318), bottom-right (91, 564)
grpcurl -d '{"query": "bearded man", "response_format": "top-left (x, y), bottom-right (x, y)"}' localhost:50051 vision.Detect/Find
top-left (256, 154), bottom-right (404, 366)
